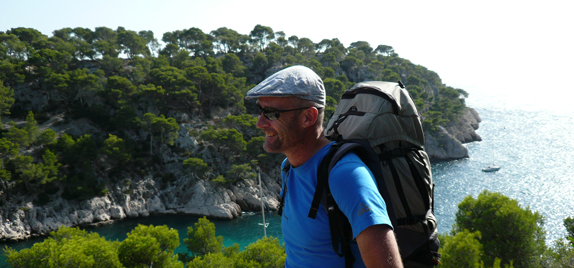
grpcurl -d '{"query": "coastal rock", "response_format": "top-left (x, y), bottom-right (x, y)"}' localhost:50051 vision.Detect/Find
top-left (109, 205), bottom-right (126, 219)
top-left (444, 108), bottom-right (482, 143)
top-left (425, 127), bottom-right (469, 161)
top-left (424, 108), bottom-right (482, 162)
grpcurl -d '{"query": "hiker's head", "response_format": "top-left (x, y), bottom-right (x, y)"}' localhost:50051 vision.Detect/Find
top-left (245, 65), bottom-right (326, 108)
top-left (246, 66), bottom-right (326, 154)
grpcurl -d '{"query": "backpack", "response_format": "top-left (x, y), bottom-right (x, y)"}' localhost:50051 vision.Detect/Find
top-left (280, 81), bottom-right (441, 267)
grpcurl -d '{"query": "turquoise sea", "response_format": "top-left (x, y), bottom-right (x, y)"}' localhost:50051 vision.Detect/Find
top-left (1, 87), bottom-right (573, 267)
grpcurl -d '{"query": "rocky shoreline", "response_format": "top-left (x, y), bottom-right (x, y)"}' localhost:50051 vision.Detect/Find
top-left (0, 107), bottom-right (481, 242)
top-left (1, 174), bottom-right (281, 242)
top-left (425, 108), bottom-right (482, 162)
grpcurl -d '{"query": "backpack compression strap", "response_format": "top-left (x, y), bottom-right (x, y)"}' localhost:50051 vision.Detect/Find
top-left (379, 147), bottom-right (431, 229)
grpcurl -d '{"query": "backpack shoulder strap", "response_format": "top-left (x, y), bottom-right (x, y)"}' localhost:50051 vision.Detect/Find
top-left (308, 140), bottom-right (380, 218)
top-left (307, 142), bottom-right (356, 218)
top-left (308, 141), bottom-right (371, 268)
top-left (278, 158), bottom-right (290, 216)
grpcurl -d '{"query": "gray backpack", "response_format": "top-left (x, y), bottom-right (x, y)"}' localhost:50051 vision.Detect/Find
top-left (309, 81), bottom-right (441, 267)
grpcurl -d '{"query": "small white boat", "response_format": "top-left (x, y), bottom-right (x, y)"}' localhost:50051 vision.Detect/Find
top-left (482, 166), bottom-right (501, 172)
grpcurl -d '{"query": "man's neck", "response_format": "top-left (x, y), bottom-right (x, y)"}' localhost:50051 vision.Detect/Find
top-left (285, 135), bottom-right (331, 168)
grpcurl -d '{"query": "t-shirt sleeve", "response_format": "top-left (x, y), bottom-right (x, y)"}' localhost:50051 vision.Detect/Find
top-left (328, 153), bottom-right (393, 239)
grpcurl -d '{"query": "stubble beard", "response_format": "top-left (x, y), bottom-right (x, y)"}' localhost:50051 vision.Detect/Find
top-left (263, 115), bottom-right (305, 155)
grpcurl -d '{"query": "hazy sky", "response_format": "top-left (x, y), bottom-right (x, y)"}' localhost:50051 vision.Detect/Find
top-left (2, 0), bottom-right (573, 107)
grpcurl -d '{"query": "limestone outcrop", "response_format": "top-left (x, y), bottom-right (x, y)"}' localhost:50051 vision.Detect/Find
top-left (1, 171), bottom-right (281, 241)
top-left (425, 108), bottom-right (482, 161)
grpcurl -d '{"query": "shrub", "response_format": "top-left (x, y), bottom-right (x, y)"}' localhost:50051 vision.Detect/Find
top-left (438, 230), bottom-right (483, 268)
top-left (455, 190), bottom-right (546, 268)
top-left (183, 157), bottom-right (209, 177)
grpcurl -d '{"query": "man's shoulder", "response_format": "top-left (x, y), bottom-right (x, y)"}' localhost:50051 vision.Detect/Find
top-left (332, 151), bottom-right (366, 169)
top-left (328, 151), bottom-right (373, 185)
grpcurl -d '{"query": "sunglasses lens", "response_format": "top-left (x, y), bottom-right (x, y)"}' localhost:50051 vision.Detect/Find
top-left (265, 110), bottom-right (279, 120)
top-left (257, 105), bottom-right (279, 120)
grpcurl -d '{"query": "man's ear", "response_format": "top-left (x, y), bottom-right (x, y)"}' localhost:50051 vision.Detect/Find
top-left (301, 107), bottom-right (318, 128)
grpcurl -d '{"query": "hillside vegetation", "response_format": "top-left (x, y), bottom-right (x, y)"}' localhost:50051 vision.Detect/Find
top-left (0, 25), bottom-right (468, 205)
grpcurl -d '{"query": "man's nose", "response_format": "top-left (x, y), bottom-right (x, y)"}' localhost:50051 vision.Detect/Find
top-left (256, 113), bottom-right (269, 129)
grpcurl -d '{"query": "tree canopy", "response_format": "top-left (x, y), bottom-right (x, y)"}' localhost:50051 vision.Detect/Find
top-left (0, 24), bottom-right (471, 243)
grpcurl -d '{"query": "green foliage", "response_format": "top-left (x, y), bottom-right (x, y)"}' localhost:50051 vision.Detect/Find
top-left (182, 216), bottom-right (224, 260)
top-left (41, 149), bottom-right (62, 184)
top-left (323, 77), bottom-right (346, 103)
top-left (24, 111), bottom-right (40, 144)
top-left (101, 55), bottom-right (123, 75)
top-left (186, 252), bottom-right (242, 268)
top-left (4, 217), bottom-right (287, 268)
top-left (543, 238), bottom-right (574, 268)
top-left (222, 114), bottom-right (258, 139)
top-left (222, 114), bottom-right (257, 129)
top-left (71, 134), bottom-right (98, 163)
top-left (4, 226), bottom-right (122, 268)
top-left (55, 133), bottom-right (75, 156)
top-left (150, 66), bottom-right (191, 92)
top-left (0, 79), bottom-right (15, 122)
top-left (13, 155), bottom-right (48, 193)
top-left (117, 28), bottom-right (148, 59)
top-left (67, 68), bottom-right (104, 103)
top-left (61, 166), bottom-right (105, 200)
top-left (221, 53), bottom-right (248, 77)
top-left (250, 24), bottom-right (275, 51)
top-left (118, 224), bottom-right (184, 268)
top-left (4, 224), bottom-right (185, 268)
top-left (565, 216), bottom-right (574, 243)
top-left (110, 106), bottom-right (141, 130)
top-left (107, 75), bottom-right (136, 95)
top-left (238, 236), bottom-right (286, 268)
top-left (455, 190), bottom-right (546, 268)
top-left (438, 230), bottom-right (483, 268)
top-left (38, 128), bottom-right (57, 145)
top-left (5, 121), bottom-right (30, 146)
top-left (140, 113), bottom-right (180, 155)
top-left (226, 163), bottom-right (256, 183)
top-left (422, 111), bottom-right (449, 132)
top-left (0, 137), bottom-right (19, 161)
top-left (212, 175), bottom-right (227, 184)
top-left (183, 157), bottom-right (209, 177)
top-left (102, 134), bottom-right (131, 164)
top-left (152, 114), bottom-right (180, 146)
top-left (200, 128), bottom-right (246, 154)
top-left (245, 136), bottom-right (265, 159)
top-left (183, 217), bottom-right (285, 268)
top-left (380, 68), bottom-right (400, 82)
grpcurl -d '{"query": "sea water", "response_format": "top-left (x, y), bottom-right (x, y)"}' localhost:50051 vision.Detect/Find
top-left (1, 87), bottom-right (573, 267)
top-left (433, 87), bottom-right (574, 242)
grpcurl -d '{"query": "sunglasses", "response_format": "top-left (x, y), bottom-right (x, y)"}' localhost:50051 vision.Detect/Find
top-left (256, 104), bottom-right (312, 120)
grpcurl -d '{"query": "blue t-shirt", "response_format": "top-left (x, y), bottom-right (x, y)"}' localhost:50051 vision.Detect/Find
top-left (280, 142), bottom-right (392, 268)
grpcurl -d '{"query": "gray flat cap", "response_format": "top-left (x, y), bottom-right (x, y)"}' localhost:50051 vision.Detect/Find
top-left (245, 65), bottom-right (326, 106)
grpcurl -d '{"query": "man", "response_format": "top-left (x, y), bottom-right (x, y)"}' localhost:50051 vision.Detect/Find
top-left (245, 65), bottom-right (403, 268)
